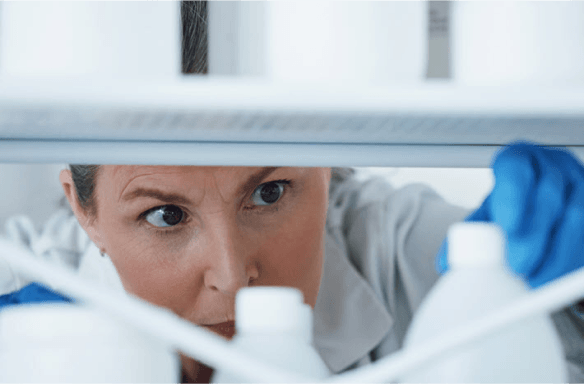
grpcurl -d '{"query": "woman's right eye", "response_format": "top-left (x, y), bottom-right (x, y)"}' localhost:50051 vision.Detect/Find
top-left (250, 180), bottom-right (290, 207)
top-left (144, 205), bottom-right (185, 227)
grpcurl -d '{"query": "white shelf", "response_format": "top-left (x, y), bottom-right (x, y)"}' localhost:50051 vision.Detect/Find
top-left (0, 77), bottom-right (583, 166)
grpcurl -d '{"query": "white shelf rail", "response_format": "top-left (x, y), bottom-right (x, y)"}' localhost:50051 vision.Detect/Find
top-left (2, 79), bottom-right (584, 167)
top-left (0, 140), bottom-right (504, 168)
top-left (1, 140), bottom-right (584, 169)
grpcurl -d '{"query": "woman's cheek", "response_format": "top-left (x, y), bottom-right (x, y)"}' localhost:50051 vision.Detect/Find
top-left (258, 189), bottom-right (327, 298)
top-left (103, 221), bottom-right (196, 303)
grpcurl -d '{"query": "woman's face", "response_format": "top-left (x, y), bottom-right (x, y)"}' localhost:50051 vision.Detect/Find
top-left (61, 165), bottom-right (331, 335)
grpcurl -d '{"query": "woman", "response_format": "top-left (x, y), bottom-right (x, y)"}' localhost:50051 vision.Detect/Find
top-left (3, 2), bottom-right (584, 382)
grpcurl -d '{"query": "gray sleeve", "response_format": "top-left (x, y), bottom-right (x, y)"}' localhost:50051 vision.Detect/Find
top-left (552, 308), bottom-right (584, 382)
top-left (340, 178), bottom-right (468, 348)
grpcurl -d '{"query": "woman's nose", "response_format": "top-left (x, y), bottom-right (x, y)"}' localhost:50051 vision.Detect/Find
top-left (202, 220), bottom-right (259, 296)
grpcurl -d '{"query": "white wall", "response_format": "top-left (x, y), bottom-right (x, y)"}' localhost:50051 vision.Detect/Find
top-left (0, 164), bottom-right (67, 228)
top-left (354, 167), bottom-right (494, 210)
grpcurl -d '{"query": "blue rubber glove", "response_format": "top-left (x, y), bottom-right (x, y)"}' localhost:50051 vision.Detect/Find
top-left (0, 282), bottom-right (72, 309)
top-left (437, 142), bottom-right (584, 288)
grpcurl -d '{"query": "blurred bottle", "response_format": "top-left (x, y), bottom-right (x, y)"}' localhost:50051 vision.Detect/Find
top-left (0, 2), bottom-right (180, 79)
top-left (209, 2), bottom-right (427, 85)
top-left (402, 223), bottom-right (566, 382)
top-left (0, 303), bottom-right (179, 383)
top-left (211, 286), bottom-right (330, 383)
top-left (452, 2), bottom-right (584, 85)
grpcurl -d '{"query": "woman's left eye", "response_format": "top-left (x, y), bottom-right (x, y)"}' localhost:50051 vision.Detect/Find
top-left (251, 180), bottom-right (289, 206)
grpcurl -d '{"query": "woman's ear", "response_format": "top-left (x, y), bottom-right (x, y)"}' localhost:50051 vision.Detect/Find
top-left (59, 169), bottom-right (105, 251)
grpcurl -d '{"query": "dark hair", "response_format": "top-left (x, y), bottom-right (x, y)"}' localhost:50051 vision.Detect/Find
top-left (69, 165), bottom-right (100, 216)
top-left (181, 1), bottom-right (208, 74)
top-left (69, 1), bottom-right (209, 214)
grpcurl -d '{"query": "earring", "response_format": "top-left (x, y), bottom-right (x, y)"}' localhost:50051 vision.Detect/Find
top-left (100, 249), bottom-right (106, 257)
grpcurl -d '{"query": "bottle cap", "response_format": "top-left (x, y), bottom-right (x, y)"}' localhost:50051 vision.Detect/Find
top-left (448, 222), bottom-right (506, 268)
top-left (236, 287), bottom-right (306, 336)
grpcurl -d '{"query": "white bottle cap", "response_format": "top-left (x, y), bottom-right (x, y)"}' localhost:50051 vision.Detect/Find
top-left (448, 222), bottom-right (506, 268)
top-left (236, 287), bottom-right (305, 336)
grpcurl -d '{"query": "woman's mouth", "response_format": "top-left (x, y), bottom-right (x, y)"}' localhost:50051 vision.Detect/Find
top-left (201, 321), bottom-right (236, 339)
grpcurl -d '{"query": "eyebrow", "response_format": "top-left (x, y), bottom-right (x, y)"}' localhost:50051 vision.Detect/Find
top-left (121, 167), bottom-right (281, 205)
top-left (121, 188), bottom-right (193, 205)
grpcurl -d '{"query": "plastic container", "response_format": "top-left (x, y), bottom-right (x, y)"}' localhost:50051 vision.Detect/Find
top-left (402, 223), bottom-right (566, 382)
top-left (264, 2), bottom-right (427, 85)
top-left (0, 303), bottom-right (180, 383)
top-left (208, 2), bottom-right (427, 83)
top-left (0, 2), bottom-right (180, 79)
top-left (212, 287), bottom-right (330, 383)
top-left (452, 2), bottom-right (584, 85)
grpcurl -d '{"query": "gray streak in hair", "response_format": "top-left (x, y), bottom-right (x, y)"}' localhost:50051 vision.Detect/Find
top-left (181, 1), bottom-right (208, 74)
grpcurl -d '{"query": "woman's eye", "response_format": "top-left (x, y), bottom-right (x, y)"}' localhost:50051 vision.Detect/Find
top-left (251, 181), bottom-right (287, 206)
top-left (145, 205), bottom-right (184, 227)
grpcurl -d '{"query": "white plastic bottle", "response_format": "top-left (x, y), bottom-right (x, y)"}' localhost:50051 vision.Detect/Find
top-left (0, 303), bottom-right (179, 383)
top-left (402, 222), bottom-right (567, 382)
top-left (211, 286), bottom-right (330, 383)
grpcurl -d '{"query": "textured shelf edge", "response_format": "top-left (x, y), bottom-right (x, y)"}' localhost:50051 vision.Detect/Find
top-left (0, 78), bottom-right (583, 146)
top-left (0, 104), bottom-right (582, 146)
top-left (1, 140), bottom-right (581, 168)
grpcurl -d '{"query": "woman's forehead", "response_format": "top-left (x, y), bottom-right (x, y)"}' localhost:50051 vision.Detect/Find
top-left (106, 165), bottom-right (260, 180)
top-left (99, 166), bottom-right (328, 194)
top-left (104, 165), bottom-right (270, 191)
top-left (100, 165), bottom-right (282, 204)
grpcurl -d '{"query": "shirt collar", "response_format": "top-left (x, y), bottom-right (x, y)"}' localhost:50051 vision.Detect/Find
top-left (312, 229), bottom-right (393, 373)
